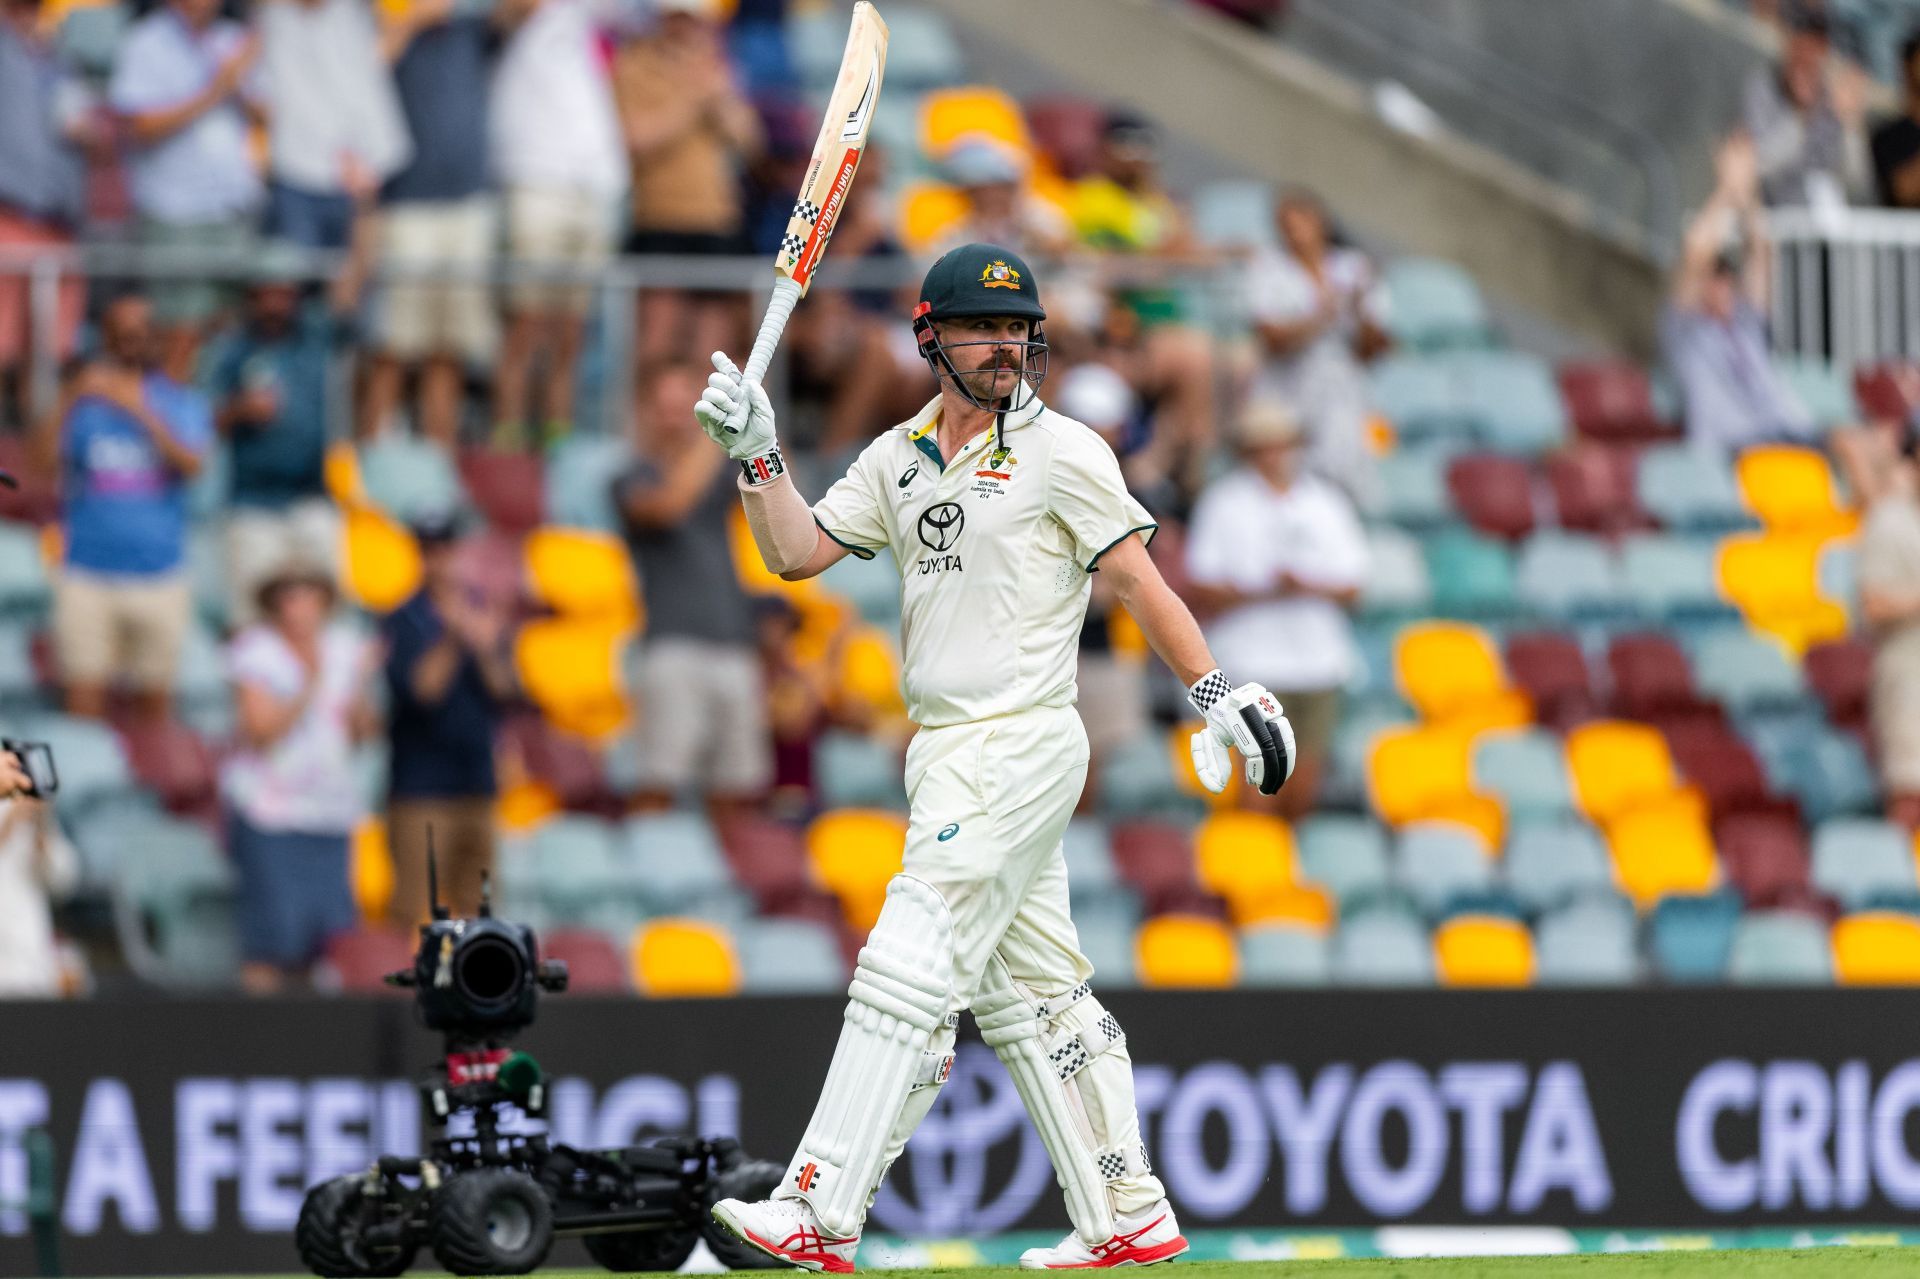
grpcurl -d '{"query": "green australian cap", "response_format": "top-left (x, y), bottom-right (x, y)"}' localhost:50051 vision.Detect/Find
top-left (916, 242), bottom-right (1046, 323)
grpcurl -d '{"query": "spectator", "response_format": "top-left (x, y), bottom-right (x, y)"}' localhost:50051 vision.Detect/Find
top-left (937, 139), bottom-right (1075, 262)
top-left (614, 0), bottom-right (762, 372)
top-left (222, 560), bottom-right (376, 993)
top-left (757, 594), bottom-right (830, 820)
top-left (0, 0), bottom-right (96, 415)
top-left (257, 0), bottom-right (411, 249)
top-left (383, 514), bottom-right (514, 924)
top-left (1743, 0), bottom-right (1870, 208)
top-left (1872, 32), bottom-right (1920, 208)
top-left (361, 0), bottom-right (499, 444)
top-left (1246, 188), bottom-right (1390, 506)
top-left (33, 292), bottom-right (210, 721)
top-left (206, 240), bottom-right (367, 626)
top-left (1183, 400), bottom-right (1366, 817)
top-left (1662, 134), bottom-right (1818, 453)
top-left (615, 362), bottom-right (771, 811)
top-left (0, 797), bottom-right (82, 997)
top-left (108, 0), bottom-right (265, 378)
top-left (489, 0), bottom-right (627, 449)
top-left (1860, 429), bottom-right (1920, 828)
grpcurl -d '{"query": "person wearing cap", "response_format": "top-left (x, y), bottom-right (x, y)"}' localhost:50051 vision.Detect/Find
top-left (221, 558), bottom-right (378, 993)
top-left (1184, 399), bottom-right (1366, 817)
top-left (1742, 0), bottom-right (1870, 208)
top-left (697, 243), bottom-right (1296, 1271)
top-left (381, 512), bottom-right (515, 924)
top-left (936, 138), bottom-right (1075, 262)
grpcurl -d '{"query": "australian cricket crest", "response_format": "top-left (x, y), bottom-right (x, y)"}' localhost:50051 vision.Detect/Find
top-left (972, 446), bottom-right (1017, 499)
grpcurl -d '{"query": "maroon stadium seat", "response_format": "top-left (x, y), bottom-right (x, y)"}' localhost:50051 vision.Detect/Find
top-left (763, 891), bottom-right (860, 964)
top-left (541, 928), bottom-right (629, 993)
top-left (119, 719), bottom-right (219, 817)
top-left (320, 928), bottom-right (417, 994)
top-left (1547, 443), bottom-right (1650, 536)
top-left (1109, 822), bottom-right (1199, 900)
top-left (1664, 720), bottom-right (1773, 819)
top-left (715, 814), bottom-right (813, 909)
top-left (1505, 632), bottom-right (1598, 728)
top-left (501, 715), bottom-right (616, 815)
top-left (1854, 363), bottom-right (1915, 425)
top-left (0, 435), bottom-right (58, 525)
top-left (1714, 811), bottom-right (1810, 908)
top-left (1607, 633), bottom-right (1707, 719)
top-left (1558, 361), bottom-right (1674, 443)
top-left (1025, 96), bottom-right (1106, 178)
top-left (1446, 454), bottom-right (1536, 540)
top-left (1805, 638), bottom-right (1872, 729)
top-left (459, 449), bottom-right (546, 535)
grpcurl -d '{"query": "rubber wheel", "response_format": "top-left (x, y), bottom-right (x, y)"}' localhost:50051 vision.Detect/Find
top-left (296, 1176), bottom-right (416, 1278)
top-left (582, 1227), bottom-right (700, 1272)
top-left (429, 1169), bottom-right (554, 1276)
top-left (701, 1163), bottom-right (786, 1270)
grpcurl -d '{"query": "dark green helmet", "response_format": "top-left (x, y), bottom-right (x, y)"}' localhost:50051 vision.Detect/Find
top-left (912, 242), bottom-right (1049, 413)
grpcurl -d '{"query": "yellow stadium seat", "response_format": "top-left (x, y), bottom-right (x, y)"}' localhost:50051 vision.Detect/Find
top-left (1136, 914), bottom-right (1240, 988)
top-left (351, 820), bottom-right (394, 926)
top-left (1434, 915), bottom-right (1536, 987)
top-left (1716, 532), bottom-right (1853, 656)
top-left (1605, 795), bottom-right (1721, 907)
top-left (1366, 724), bottom-right (1475, 826)
top-left (631, 919), bottom-right (742, 997)
top-left (1237, 883), bottom-right (1336, 932)
top-left (1564, 720), bottom-right (1680, 825)
top-left (513, 617), bottom-right (632, 741)
top-left (1394, 622), bottom-right (1525, 724)
top-left (920, 87), bottom-right (1031, 159)
top-left (838, 626), bottom-right (906, 718)
top-left (1194, 812), bottom-right (1297, 920)
top-left (325, 441), bottom-right (367, 506)
top-left (496, 780), bottom-right (562, 835)
top-left (900, 182), bottom-right (970, 252)
top-left (1420, 798), bottom-right (1505, 854)
top-left (1735, 445), bottom-right (1856, 536)
top-left (342, 507), bottom-right (422, 612)
top-left (1832, 913), bottom-right (1920, 985)
top-left (524, 527), bottom-right (640, 623)
top-left (807, 809), bottom-right (907, 932)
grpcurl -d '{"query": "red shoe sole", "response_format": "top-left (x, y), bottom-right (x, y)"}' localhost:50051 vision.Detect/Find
top-left (732, 1223), bottom-right (857, 1274)
top-left (1040, 1234), bottom-right (1190, 1268)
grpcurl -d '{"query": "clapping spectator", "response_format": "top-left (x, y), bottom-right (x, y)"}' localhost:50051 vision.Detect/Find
top-left (1860, 429), bottom-right (1920, 828)
top-left (1872, 32), bottom-right (1920, 208)
top-left (222, 560), bottom-right (378, 994)
top-left (615, 0), bottom-right (762, 372)
top-left (1183, 401), bottom-right (1366, 817)
top-left (615, 363), bottom-right (772, 812)
top-left (108, 0), bottom-right (265, 378)
top-left (256, 0), bottom-right (411, 249)
top-left (383, 515), bottom-right (514, 924)
top-left (0, 0), bottom-right (97, 416)
top-left (206, 240), bottom-right (367, 626)
top-left (1663, 134), bottom-right (1819, 453)
top-left (1246, 188), bottom-right (1390, 505)
top-left (33, 292), bottom-right (210, 721)
top-left (361, 0), bottom-right (500, 444)
top-left (0, 797), bottom-right (82, 997)
top-left (490, 0), bottom-right (627, 449)
top-left (1743, 0), bottom-right (1871, 208)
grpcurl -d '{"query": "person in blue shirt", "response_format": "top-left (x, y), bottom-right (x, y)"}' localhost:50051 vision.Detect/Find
top-left (33, 292), bottom-right (210, 720)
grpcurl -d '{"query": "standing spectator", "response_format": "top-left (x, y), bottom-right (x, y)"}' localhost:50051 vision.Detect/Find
top-left (1183, 401), bottom-right (1366, 817)
top-left (615, 362), bottom-right (771, 811)
top-left (490, 0), bottom-right (627, 449)
top-left (0, 0), bottom-right (97, 416)
top-left (383, 515), bottom-right (514, 924)
top-left (614, 0), bottom-right (762, 372)
top-left (223, 560), bottom-right (376, 993)
top-left (108, 0), bottom-right (265, 378)
top-left (206, 240), bottom-right (367, 626)
top-left (361, 0), bottom-right (499, 444)
top-left (33, 292), bottom-right (210, 721)
top-left (937, 139), bottom-right (1075, 262)
top-left (1743, 0), bottom-right (1871, 208)
top-left (1860, 430), bottom-right (1920, 828)
top-left (1872, 32), bottom-right (1920, 208)
top-left (1663, 134), bottom-right (1819, 453)
top-left (256, 0), bottom-right (411, 249)
top-left (1246, 188), bottom-right (1390, 506)
top-left (757, 594), bottom-right (830, 820)
top-left (0, 797), bottom-right (82, 997)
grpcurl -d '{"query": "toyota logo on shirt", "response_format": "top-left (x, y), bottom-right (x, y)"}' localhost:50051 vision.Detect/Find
top-left (918, 502), bottom-right (965, 552)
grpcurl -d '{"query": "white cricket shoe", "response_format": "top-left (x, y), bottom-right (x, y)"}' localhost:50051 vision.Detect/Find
top-left (710, 1196), bottom-right (860, 1274)
top-left (1018, 1200), bottom-right (1189, 1269)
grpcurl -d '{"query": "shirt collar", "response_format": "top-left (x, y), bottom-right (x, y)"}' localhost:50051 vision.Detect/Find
top-left (900, 394), bottom-right (1046, 472)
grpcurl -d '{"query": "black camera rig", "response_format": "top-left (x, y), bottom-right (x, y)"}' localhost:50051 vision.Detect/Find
top-left (296, 853), bottom-right (783, 1277)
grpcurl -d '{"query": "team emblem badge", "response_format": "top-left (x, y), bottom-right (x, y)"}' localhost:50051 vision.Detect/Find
top-left (979, 260), bottom-right (1022, 290)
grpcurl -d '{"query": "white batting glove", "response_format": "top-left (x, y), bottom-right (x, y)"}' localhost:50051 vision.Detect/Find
top-left (695, 351), bottom-right (783, 483)
top-left (1188, 670), bottom-right (1296, 796)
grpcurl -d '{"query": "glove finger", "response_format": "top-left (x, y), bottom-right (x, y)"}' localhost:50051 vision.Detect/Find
top-left (709, 351), bottom-right (742, 380)
top-left (707, 370), bottom-right (738, 394)
top-left (748, 380), bottom-right (773, 417)
top-left (1189, 731), bottom-right (1227, 794)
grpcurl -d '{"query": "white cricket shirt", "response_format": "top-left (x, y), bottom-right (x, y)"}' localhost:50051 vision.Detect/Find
top-left (812, 395), bottom-right (1156, 729)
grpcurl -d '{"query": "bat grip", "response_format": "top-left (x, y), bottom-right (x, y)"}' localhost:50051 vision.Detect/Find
top-left (724, 277), bottom-right (803, 435)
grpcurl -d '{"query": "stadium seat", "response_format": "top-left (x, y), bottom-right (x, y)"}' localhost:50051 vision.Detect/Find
top-left (1558, 361), bottom-right (1669, 443)
top-left (816, 731), bottom-right (907, 810)
top-left (1472, 730), bottom-right (1574, 821)
top-left (1109, 821), bottom-right (1201, 904)
top-left (623, 812), bottom-right (736, 915)
top-left (1690, 628), bottom-right (1807, 713)
top-left (1371, 355), bottom-right (1468, 443)
top-left (1607, 633), bottom-right (1708, 720)
top-left (110, 815), bottom-right (240, 989)
top-left (1297, 815), bottom-right (1392, 904)
top-left (806, 809), bottom-right (907, 932)
top-left (459, 449), bottom-right (546, 535)
top-left (898, 181), bottom-right (969, 250)
top-left (1193, 180), bottom-right (1277, 249)
top-left (821, 548), bottom-right (903, 627)
top-left (1332, 901), bottom-right (1434, 985)
top-left (1776, 724), bottom-right (1880, 823)
top-left (1833, 912), bottom-right (1920, 985)
top-left (1637, 445), bottom-right (1752, 531)
top-left (1359, 527), bottom-right (1434, 618)
top-left (358, 434), bottom-right (463, 524)
top-left (540, 929), bottom-right (629, 994)
top-left (1025, 96), bottom-right (1106, 178)
top-left (1395, 822), bottom-right (1495, 918)
top-left (1456, 351), bottom-right (1568, 454)
top-left (0, 524), bottom-right (50, 619)
top-left (523, 528), bottom-right (639, 622)
top-left (1663, 721), bottom-right (1772, 820)
top-left (0, 436), bottom-right (57, 527)
top-left (1734, 445), bottom-right (1853, 536)
top-left (1804, 638), bottom-right (1872, 728)
top-left (1446, 454), bottom-right (1536, 540)
top-left (736, 917), bottom-right (847, 995)
top-left (524, 816), bottom-right (630, 924)
top-left (1566, 719), bottom-right (1687, 824)
top-left (1811, 819), bottom-right (1918, 910)
top-left (920, 85), bottom-right (1030, 158)
top-left (1373, 449), bottom-right (1454, 528)
top-left (1237, 882), bottom-right (1337, 932)
top-left (1548, 443), bottom-right (1650, 536)
top-left (1715, 532), bottom-right (1848, 654)
top-left (15, 713), bottom-right (134, 817)
top-left (1383, 258), bottom-right (1489, 350)
top-left (1097, 734), bottom-right (1199, 819)
top-left (1620, 535), bottom-right (1735, 622)
top-left (1135, 914), bottom-right (1239, 988)
top-left (1649, 892), bottom-right (1742, 982)
top-left (502, 714), bottom-right (615, 815)
top-left (1424, 529), bottom-right (1516, 619)
top-left (1239, 925), bottom-right (1332, 987)
top-left (1504, 632), bottom-right (1598, 728)
top-left (342, 507), bottom-right (423, 613)
top-left (1770, 357), bottom-right (1859, 430)
top-left (1433, 915), bottom-right (1536, 987)
top-left (1605, 795), bottom-right (1722, 907)
top-left (1506, 819), bottom-right (1613, 913)
top-left (1393, 621), bottom-right (1523, 724)
top-left (119, 718), bottom-right (217, 817)
top-left (1193, 812), bottom-right (1296, 923)
top-left (1728, 910), bottom-right (1834, 984)
top-left (513, 618), bottom-right (631, 741)
top-left (544, 434), bottom-right (629, 532)
top-left (1062, 818), bottom-right (1126, 903)
top-left (1516, 532), bottom-right (1626, 621)
top-left (630, 919), bottom-right (742, 997)
top-left (1854, 362), bottom-right (1915, 424)
top-left (714, 814), bottom-right (811, 908)
top-left (317, 928), bottom-right (416, 995)
top-left (1535, 894), bottom-right (1638, 985)
top-left (1714, 811), bottom-right (1811, 906)
top-left (1367, 724), bottom-right (1476, 827)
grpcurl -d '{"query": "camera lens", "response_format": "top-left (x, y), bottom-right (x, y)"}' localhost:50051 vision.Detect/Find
top-left (454, 933), bottom-right (526, 1013)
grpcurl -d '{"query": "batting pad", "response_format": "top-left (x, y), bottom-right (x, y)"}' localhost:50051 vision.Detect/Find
top-left (778, 874), bottom-right (956, 1238)
top-left (972, 960), bottom-right (1160, 1245)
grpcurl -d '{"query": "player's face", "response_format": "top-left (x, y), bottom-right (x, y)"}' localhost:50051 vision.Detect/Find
top-left (943, 316), bottom-right (1031, 402)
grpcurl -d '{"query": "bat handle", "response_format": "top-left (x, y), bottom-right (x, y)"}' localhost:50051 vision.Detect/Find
top-left (724, 277), bottom-right (803, 435)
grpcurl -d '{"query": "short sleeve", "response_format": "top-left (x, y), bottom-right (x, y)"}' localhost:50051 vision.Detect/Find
top-left (1246, 250), bottom-right (1316, 326)
top-left (227, 628), bottom-right (292, 695)
top-left (1048, 426), bottom-right (1156, 571)
top-left (810, 442), bottom-right (888, 560)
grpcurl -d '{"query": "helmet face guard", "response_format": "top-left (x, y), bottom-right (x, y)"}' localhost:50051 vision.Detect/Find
top-left (912, 301), bottom-right (1049, 414)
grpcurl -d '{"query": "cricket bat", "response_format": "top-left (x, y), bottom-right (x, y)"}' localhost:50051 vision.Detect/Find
top-left (722, 1), bottom-right (888, 434)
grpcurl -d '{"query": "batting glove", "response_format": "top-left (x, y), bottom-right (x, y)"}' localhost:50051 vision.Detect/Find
top-left (696, 351), bottom-right (784, 483)
top-left (1187, 669), bottom-right (1296, 796)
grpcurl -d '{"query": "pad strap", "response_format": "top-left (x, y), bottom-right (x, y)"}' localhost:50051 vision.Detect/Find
top-left (1045, 1008), bottom-right (1126, 1083)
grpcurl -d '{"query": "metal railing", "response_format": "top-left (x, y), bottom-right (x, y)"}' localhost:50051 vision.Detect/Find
top-left (1767, 207), bottom-right (1920, 369)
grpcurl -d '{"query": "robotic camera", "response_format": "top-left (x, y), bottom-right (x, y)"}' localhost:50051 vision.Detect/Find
top-left (296, 837), bottom-right (783, 1277)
